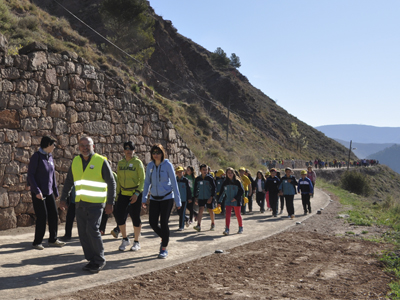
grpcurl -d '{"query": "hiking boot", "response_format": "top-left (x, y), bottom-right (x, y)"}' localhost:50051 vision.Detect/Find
top-left (130, 241), bottom-right (141, 251)
top-left (48, 240), bottom-right (66, 247)
top-left (210, 224), bottom-right (215, 231)
top-left (223, 228), bottom-right (229, 236)
top-left (89, 262), bottom-right (106, 273)
top-left (32, 244), bottom-right (44, 250)
top-left (238, 227), bottom-right (244, 234)
top-left (110, 228), bottom-right (119, 239)
top-left (158, 249), bottom-right (168, 259)
top-left (119, 238), bottom-right (130, 251)
top-left (193, 225), bottom-right (201, 232)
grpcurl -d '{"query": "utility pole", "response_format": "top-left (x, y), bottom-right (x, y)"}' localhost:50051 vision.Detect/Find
top-left (347, 140), bottom-right (352, 170)
top-left (226, 97), bottom-right (230, 142)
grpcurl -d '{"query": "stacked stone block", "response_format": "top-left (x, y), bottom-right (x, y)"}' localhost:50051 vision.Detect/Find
top-left (0, 34), bottom-right (199, 230)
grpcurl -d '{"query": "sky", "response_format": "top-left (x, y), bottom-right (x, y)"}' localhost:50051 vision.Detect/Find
top-left (149, 0), bottom-right (400, 128)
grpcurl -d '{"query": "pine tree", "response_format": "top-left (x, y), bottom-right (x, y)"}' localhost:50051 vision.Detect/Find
top-left (99, 0), bottom-right (155, 63)
top-left (230, 53), bottom-right (241, 68)
top-left (211, 47), bottom-right (231, 68)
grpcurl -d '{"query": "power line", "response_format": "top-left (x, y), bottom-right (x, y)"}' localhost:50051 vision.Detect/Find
top-left (52, 0), bottom-right (222, 107)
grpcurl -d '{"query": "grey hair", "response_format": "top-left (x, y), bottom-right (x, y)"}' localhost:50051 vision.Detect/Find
top-left (79, 136), bottom-right (94, 145)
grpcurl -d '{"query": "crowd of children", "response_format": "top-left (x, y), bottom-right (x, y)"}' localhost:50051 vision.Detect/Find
top-left (60, 146), bottom-right (316, 259)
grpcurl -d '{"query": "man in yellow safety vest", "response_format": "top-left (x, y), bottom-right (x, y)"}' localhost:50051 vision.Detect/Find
top-left (60, 136), bottom-right (116, 273)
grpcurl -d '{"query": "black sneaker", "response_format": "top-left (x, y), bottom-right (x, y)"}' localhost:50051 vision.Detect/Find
top-left (309, 208), bottom-right (312, 213)
top-left (82, 262), bottom-right (95, 271)
top-left (60, 235), bottom-right (71, 242)
top-left (89, 262), bottom-right (106, 273)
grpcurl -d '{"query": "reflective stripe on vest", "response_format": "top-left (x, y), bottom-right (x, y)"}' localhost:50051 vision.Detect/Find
top-left (72, 153), bottom-right (108, 203)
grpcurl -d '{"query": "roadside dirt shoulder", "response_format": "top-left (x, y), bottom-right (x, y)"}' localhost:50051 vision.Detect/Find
top-left (50, 195), bottom-right (394, 300)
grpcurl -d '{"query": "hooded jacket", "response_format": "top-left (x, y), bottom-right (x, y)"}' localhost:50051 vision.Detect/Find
top-left (142, 159), bottom-right (182, 207)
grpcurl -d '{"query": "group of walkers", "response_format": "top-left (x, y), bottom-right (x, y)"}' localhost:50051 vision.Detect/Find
top-left (308, 158), bottom-right (379, 169)
top-left (27, 135), bottom-right (318, 274)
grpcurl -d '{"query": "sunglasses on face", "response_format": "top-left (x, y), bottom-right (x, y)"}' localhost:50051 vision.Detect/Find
top-left (152, 151), bottom-right (162, 155)
top-left (124, 147), bottom-right (132, 150)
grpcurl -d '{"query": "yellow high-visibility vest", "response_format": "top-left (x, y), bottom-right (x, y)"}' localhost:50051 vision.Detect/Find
top-left (72, 153), bottom-right (107, 203)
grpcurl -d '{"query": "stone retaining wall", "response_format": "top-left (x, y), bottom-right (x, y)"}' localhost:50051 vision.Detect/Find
top-left (0, 35), bottom-right (199, 230)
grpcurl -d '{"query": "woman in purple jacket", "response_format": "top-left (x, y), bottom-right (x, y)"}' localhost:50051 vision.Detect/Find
top-left (28, 136), bottom-right (65, 250)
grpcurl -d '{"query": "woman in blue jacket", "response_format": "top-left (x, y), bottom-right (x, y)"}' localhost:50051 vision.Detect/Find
top-left (142, 144), bottom-right (181, 259)
top-left (217, 167), bottom-right (244, 235)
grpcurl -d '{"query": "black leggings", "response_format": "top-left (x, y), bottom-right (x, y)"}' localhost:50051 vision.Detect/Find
top-left (149, 198), bottom-right (174, 248)
top-left (115, 194), bottom-right (142, 227)
top-left (32, 193), bottom-right (59, 245)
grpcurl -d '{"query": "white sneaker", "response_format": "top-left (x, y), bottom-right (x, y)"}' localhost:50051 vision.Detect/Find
top-left (130, 241), bottom-right (141, 251)
top-left (119, 238), bottom-right (130, 251)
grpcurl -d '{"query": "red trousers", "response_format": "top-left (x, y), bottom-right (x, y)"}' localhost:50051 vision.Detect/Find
top-left (225, 206), bottom-right (242, 229)
top-left (265, 191), bottom-right (270, 208)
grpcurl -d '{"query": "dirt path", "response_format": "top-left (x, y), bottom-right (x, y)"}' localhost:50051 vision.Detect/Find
top-left (0, 189), bottom-right (394, 300)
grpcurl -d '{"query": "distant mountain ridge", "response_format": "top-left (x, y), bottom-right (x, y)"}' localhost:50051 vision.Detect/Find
top-left (316, 124), bottom-right (400, 144)
top-left (334, 139), bottom-right (394, 159)
top-left (367, 144), bottom-right (400, 174)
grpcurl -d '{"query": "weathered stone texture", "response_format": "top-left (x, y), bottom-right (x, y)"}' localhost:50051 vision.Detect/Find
top-left (0, 35), bottom-right (198, 230)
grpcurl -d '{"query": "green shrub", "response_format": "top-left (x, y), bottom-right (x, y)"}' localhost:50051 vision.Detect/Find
top-left (341, 171), bottom-right (371, 196)
top-left (18, 15), bottom-right (39, 30)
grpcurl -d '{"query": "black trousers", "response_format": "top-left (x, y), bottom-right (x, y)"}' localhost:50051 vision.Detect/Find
top-left (256, 192), bottom-right (265, 212)
top-left (301, 194), bottom-right (311, 212)
top-left (269, 193), bottom-right (279, 215)
top-left (284, 195), bottom-right (295, 216)
top-left (149, 199), bottom-right (174, 248)
top-left (279, 195), bottom-right (285, 210)
top-left (186, 200), bottom-right (197, 221)
top-left (32, 193), bottom-right (58, 245)
top-left (248, 193), bottom-right (253, 211)
top-left (177, 201), bottom-right (188, 229)
top-left (64, 202), bottom-right (76, 237)
top-left (115, 194), bottom-right (142, 228)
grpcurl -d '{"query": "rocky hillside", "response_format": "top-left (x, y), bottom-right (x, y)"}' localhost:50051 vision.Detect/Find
top-left (4, 0), bottom-right (353, 169)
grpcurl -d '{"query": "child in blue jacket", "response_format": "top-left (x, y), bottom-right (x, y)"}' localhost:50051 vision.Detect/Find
top-left (298, 170), bottom-right (314, 215)
top-left (193, 164), bottom-right (216, 232)
top-left (217, 167), bottom-right (244, 235)
top-left (176, 166), bottom-right (192, 230)
top-left (278, 167), bottom-right (298, 219)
